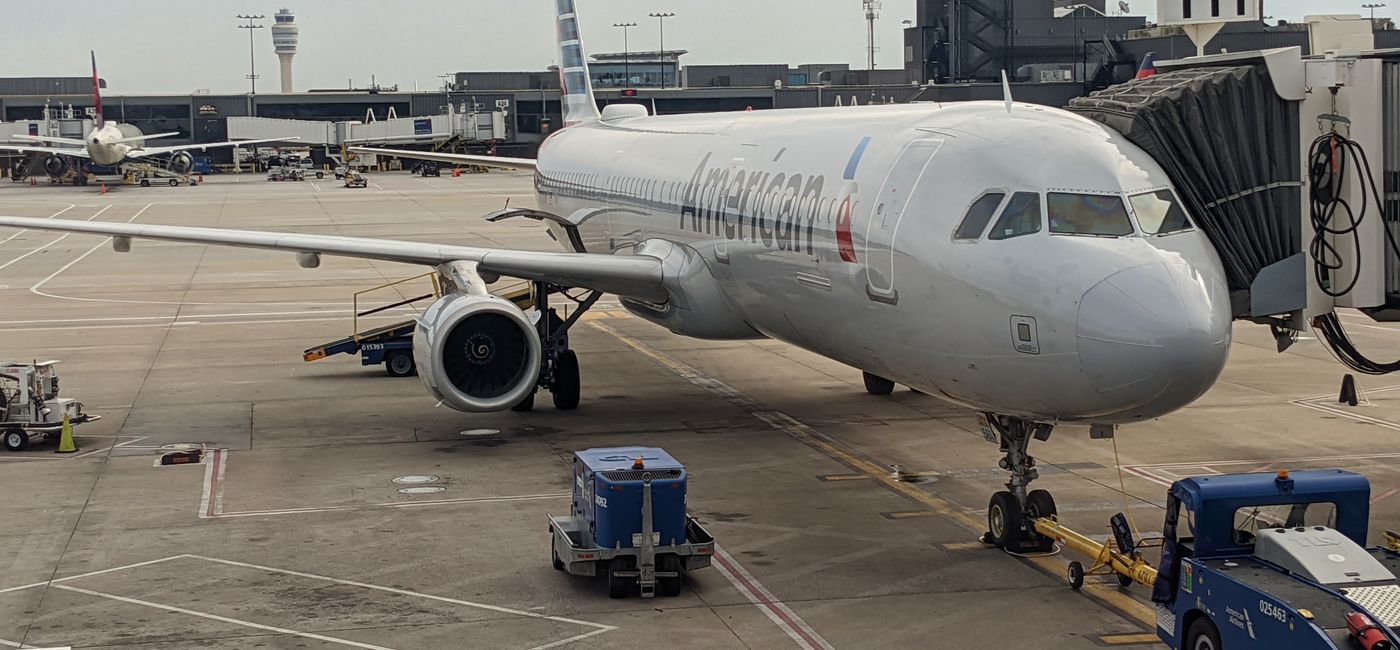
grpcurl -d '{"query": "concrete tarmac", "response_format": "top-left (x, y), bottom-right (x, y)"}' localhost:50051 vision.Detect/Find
top-left (1, 171), bottom-right (1397, 649)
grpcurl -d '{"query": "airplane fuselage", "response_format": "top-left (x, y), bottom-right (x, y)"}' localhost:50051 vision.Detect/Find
top-left (85, 122), bottom-right (138, 166)
top-left (532, 101), bottom-right (1233, 424)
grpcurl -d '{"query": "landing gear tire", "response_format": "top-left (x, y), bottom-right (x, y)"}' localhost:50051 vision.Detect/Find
top-left (384, 351), bottom-right (416, 378)
top-left (1185, 617), bottom-right (1222, 650)
top-left (1067, 561), bottom-right (1085, 591)
top-left (511, 391), bottom-right (535, 412)
top-left (3, 429), bottom-right (29, 452)
top-left (986, 491), bottom-right (1023, 549)
top-left (863, 372), bottom-right (895, 395)
top-left (607, 557), bottom-right (634, 599)
top-left (551, 350), bottom-right (580, 410)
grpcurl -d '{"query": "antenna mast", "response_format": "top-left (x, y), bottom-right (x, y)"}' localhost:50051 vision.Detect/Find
top-left (864, 0), bottom-right (881, 71)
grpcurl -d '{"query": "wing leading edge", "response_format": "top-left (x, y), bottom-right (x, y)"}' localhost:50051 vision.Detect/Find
top-left (0, 216), bottom-right (665, 302)
top-left (129, 137), bottom-right (302, 159)
top-left (347, 146), bottom-right (537, 172)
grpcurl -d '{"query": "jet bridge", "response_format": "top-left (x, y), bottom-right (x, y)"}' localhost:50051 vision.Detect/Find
top-left (1067, 25), bottom-right (1400, 375)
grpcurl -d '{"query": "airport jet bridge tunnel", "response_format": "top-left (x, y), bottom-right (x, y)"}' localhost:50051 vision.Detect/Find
top-left (1068, 42), bottom-right (1400, 375)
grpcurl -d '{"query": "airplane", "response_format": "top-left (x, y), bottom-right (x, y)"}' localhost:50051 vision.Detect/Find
top-left (0, 1), bottom-right (1231, 553)
top-left (3, 52), bottom-right (294, 182)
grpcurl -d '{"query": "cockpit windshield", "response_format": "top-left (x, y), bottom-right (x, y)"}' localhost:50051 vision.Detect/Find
top-left (1047, 193), bottom-right (1134, 237)
top-left (1129, 189), bottom-right (1193, 234)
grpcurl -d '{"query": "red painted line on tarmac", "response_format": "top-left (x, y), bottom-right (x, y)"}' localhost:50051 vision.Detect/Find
top-left (713, 547), bottom-right (829, 650)
top-left (1372, 486), bottom-right (1400, 504)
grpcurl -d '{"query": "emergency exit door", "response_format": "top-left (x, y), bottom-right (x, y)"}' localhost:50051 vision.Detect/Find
top-left (864, 139), bottom-right (943, 304)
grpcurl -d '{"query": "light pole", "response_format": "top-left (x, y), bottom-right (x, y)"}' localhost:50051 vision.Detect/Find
top-left (236, 14), bottom-right (265, 96)
top-left (648, 12), bottom-right (675, 88)
top-left (1363, 3), bottom-right (1386, 21)
top-left (613, 22), bottom-right (637, 88)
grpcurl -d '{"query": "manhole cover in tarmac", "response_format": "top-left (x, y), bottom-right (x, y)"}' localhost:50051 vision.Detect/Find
top-left (398, 486), bottom-right (446, 495)
top-left (461, 428), bottom-right (501, 437)
top-left (392, 475), bottom-right (440, 485)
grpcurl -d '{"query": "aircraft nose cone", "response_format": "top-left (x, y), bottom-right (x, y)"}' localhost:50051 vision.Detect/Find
top-left (1076, 262), bottom-right (1231, 419)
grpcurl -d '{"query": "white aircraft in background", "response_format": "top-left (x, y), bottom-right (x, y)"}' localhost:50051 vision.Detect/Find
top-left (0, 3), bottom-right (1231, 553)
top-left (2, 52), bottom-right (293, 180)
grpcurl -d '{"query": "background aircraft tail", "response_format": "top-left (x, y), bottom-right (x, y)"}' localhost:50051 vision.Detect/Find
top-left (554, 0), bottom-right (601, 127)
top-left (90, 51), bottom-right (104, 128)
top-left (1135, 52), bottom-right (1157, 80)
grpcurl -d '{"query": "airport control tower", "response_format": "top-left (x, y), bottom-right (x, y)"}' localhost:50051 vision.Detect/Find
top-left (271, 8), bottom-right (299, 93)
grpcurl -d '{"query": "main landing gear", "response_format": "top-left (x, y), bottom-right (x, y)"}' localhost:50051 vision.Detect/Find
top-left (511, 282), bottom-right (600, 412)
top-left (979, 414), bottom-right (1059, 553)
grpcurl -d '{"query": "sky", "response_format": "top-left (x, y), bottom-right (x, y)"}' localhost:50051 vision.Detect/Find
top-left (0, 0), bottom-right (1375, 95)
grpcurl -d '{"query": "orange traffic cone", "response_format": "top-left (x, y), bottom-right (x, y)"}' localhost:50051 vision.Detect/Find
top-left (452, 168), bottom-right (461, 178)
top-left (100, 183), bottom-right (107, 194)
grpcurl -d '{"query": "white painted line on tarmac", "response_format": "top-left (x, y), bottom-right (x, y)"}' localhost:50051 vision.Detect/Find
top-left (184, 554), bottom-right (616, 634)
top-left (30, 203), bottom-right (152, 302)
top-left (0, 312), bottom-right (410, 333)
top-left (0, 203), bottom-right (76, 246)
top-left (52, 584), bottom-right (401, 650)
top-left (0, 205), bottom-right (110, 272)
top-left (0, 555), bottom-right (188, 595)
top-left (199, 449), bottom-right (226, 519)
top-left (713, 545), bottom-right (836, 650)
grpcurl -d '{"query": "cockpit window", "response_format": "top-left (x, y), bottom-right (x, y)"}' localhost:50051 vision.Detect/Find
top-left (1129, 189), bottom-right (1193, 234)
top-left (954, 192), bottom-right (1005, 240)
top-left (987, 192), bottom-right (1042, 240)
top-left (1048, 193), bottom-right (1135, 237)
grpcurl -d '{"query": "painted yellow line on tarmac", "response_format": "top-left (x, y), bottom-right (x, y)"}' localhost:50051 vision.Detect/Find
top-left (1098, 632), bottom-right (1163, 645)
top-left (590, 316), bottom-right (1157, 630)
top-left (818, 474), bottom-right (870, 481)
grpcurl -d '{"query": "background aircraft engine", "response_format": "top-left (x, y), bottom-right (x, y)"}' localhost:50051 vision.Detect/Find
top-left (168, 152), bottom-right (194, 175)
top-left (43, 155), bottom-right (68, 177)
top-left (413, 293), bottom-right (542, 412)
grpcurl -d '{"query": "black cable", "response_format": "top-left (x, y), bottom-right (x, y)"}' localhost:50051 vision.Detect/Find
top-left (1307, 131), bottom-right (1400, 374)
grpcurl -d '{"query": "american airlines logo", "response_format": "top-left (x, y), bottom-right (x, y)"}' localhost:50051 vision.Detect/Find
top-left (679, 152), bottom-right (831, 256)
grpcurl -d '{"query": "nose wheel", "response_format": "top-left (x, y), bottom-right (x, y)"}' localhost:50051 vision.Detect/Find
top-left (980, 414), bottom-right (1058, 553)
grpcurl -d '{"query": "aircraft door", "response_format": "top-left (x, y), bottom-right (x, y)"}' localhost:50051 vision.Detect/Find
top-left (863, 139), bottom-right (943, 304)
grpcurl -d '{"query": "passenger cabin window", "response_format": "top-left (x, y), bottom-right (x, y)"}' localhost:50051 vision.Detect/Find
top-left (1130, 189), bottom-right (1193, 234)
top-left (1048, 193), bottom-right (1134, 237)
top-left (954, 192), bottom-right (1005, 240)
top-left (987, 192), bottom-right (1042, 240)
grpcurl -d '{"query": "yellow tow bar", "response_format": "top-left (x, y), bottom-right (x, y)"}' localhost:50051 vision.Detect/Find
top-left (1034, 516), bottom-right (1159, 590)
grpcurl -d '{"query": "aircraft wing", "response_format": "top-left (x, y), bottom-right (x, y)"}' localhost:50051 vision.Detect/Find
top-left (0, 143), bottom-right (89, 158)
top-left (0, 216), bottom-right (666, 302)
top-left (348, 146), bottom-right (537, 172)
top-left (14, 134), bottom-right (88, 147)
top-left (128, 137), bottom-right (302, 159)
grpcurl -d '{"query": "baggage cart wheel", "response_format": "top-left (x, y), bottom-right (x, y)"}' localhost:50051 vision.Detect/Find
top-left (140, 179), bottom-right (150, 187)
top-left (862, 371), bottom-right (895, 395)
top-left (659, 555), bottom-right (683, 597)
top-left (1117, 573), bottom-right (1134, 588)
top-left (985, 491), bottom-right (1022, 549)
top-left (3, 428), bottom-right (29, 452)
top-left (168, 178), bottom-right (179, 186)
top-left (607, 557), bottom-right (634, 599)
top-left (551, 547), bottom-right (564, 571)
top-left (551, 350), bottom-right (580, 410)
top-left (511, 391), bottom-right (535, 412)
top-left (384, 351), bottom-right (417, 378)
top-left (1067, 561), bottom-right (1084, 591)
top-left (1185, 616), bottom-right (1221, 650)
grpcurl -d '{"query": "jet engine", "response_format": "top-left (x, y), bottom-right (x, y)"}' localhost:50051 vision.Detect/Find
top-left (167, 152), bottom-right (194, 175)
top-left (43, 155), bottom-right (68, 177)
top-left (413, 292), bottom-right (542, 412)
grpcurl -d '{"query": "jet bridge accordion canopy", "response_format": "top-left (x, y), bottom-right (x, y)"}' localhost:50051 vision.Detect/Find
top-left (1067, 64), bottom-right (1302, 316)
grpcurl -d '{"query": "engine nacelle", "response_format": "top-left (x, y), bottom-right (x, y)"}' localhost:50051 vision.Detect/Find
top-left (43, 155), bottom-right (68, 177)
top-left (621, 239), bottom-right (761, 340)
top-left (168, 152), bottom-right (194, 175)
top-left (414, 293), bottom-right (542, 412)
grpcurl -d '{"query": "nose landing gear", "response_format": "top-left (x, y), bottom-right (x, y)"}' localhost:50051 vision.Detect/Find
top-left (979, 414), bottom-right (1059, 553)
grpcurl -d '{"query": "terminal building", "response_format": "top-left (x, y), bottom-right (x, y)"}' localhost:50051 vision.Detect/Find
top-left (1, 11), bottom-right (1397, 164)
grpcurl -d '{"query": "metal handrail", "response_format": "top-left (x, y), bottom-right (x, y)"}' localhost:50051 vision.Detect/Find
top-left (353, 272), bottom-right (441, 341)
